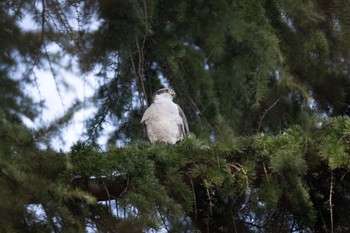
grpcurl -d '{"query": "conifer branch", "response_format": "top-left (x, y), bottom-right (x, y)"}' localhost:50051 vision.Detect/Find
top-left (205, 182), bottom-right (213, 216)
top-left (130, 0), bottom-right (151, 109)
top-left (189, 97), bottom-right (203, 119)
top-left (133, 36), bottom-right (147, 109)
top-left (160, 213), bottom-right (170, 232)
top-left (70, 177), bottom-right (127, 201)
top-left (104, 184), bottom-right (111, 200)
top-left (181, 171), bottom-right (198, 230)
top-left (51, 1), bottom-right (83, 53)
top-left (240, 220), bottom-right (264, 230)
top-left (43, 45), bottom-right (65, 111)
top-left (230, 163), bottom-right (250, 211)
top-left (263, 162), bottom-right (269, 179)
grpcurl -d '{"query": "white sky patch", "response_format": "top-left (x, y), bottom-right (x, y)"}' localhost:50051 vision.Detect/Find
top-left (17, 6), bottom-right (110, 151)
top-left (20, 14), bottom-right (38, 31)
top-left (158, 73), bottom-right (169, 88)
top-left (27, 204), bottom-right (46, 221)
top-left (23, 59), bottom-right (99, 151)
top-left (18, 40), bottom-right (101, 152)
top-left (280, 9), bottom-right (296, 32)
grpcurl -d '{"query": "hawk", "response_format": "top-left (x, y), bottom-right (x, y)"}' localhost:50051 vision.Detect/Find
top-left (141, 88), bottom-right (189, 144)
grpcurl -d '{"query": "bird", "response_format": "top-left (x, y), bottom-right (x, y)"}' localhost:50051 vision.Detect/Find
top-left (141, 88), bottom-right (189, 144)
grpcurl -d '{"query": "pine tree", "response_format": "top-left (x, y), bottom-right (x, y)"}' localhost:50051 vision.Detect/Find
top-left (1, 0), bottom-right (350, 232)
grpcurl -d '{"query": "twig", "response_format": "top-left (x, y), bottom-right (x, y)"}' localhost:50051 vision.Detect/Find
top-left (230, 163), bottom-right (250, 211)
top-left (133, 35), bottom-right (147, 109)
top-left (129, 0), bottom-right (151, 109)
top-left (230, 163), bottom-right (250, 192)
top-left (205, 184), bottom-right (213, 216)
top-left (180, 171), bottom-right (199, 233)
top-left (256, 99), bottom-right (279, 133)
top-left (44, 45), bottom-right (65, 111)
top-left (329, 171), bottom-right (334, 233)
top-left (41, 0), bottom-right (46, 43)
top-left (205, 182), bottom-right (212, 233)
top-left (160, 212), bottom-right (170, 232)
top-left (262, 162), bottom-right (269, 179)
top-left (189, 175), bottom-right (198, 232)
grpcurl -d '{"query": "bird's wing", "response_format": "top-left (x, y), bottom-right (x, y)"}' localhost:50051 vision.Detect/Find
top-left (177, 105), bottom-right (189, 136)
top-left (141, 121), bottom-right (149, 141)
top-left (141, 106), bottom-right (153, 141)
top-left (140, 108), bottom-right (149, 124)
top-left (141, 104), bottom-right (155, 124)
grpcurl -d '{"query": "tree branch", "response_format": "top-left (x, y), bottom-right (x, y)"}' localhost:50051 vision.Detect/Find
top-left (256, 99), bottom-right (279, 133)
top-left (70, 177), bottom-right (129, 201)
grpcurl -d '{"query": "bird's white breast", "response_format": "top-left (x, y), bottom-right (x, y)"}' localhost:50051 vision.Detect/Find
top-left (141, 97), bottom-right (183, 144)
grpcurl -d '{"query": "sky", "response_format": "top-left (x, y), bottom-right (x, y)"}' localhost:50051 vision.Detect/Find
top-left (24, 59), bottom-right (98, 151)
top-left (16, 3), bottom-right (130, 151)
top-left (19, 14), bottom-right (106, 151)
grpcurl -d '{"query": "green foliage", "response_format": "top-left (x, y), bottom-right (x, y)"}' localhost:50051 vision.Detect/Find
top-left (0, 111), bottom-right (95, 232)
top-left (2, 110), bottom-right (350, 232)
top-left (66, 118), bottom-right (350, 232)
top-left (318, 116), bottom-right (350, 170)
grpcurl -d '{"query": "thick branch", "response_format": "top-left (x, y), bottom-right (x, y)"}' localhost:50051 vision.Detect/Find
top-left (70, 177), bottom-right (129, 201)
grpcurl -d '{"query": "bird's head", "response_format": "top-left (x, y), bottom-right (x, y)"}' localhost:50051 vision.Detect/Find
top-left (152, 88), bottom-right (176, 101)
